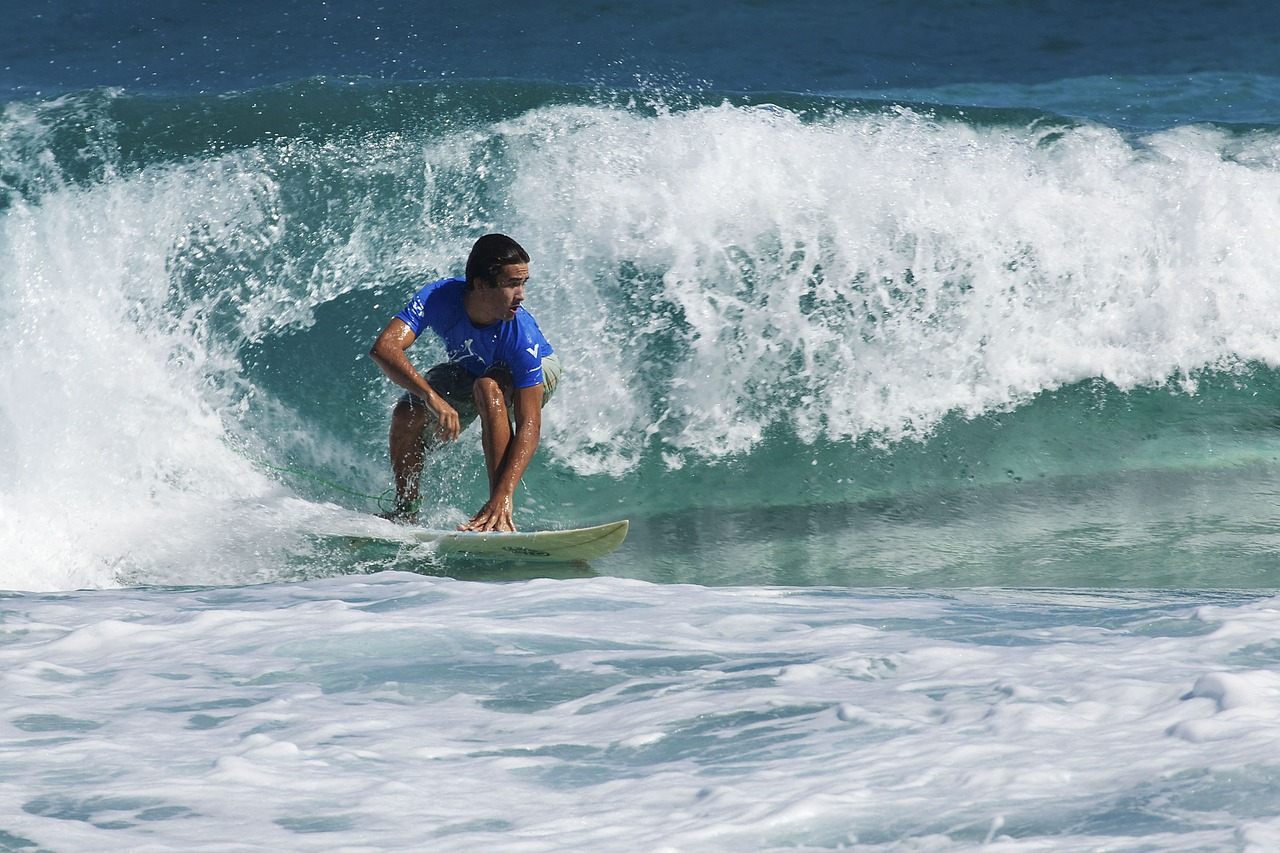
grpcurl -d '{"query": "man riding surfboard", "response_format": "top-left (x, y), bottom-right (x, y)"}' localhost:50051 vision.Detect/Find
top-left (369, 234), bottom-right (561, 532)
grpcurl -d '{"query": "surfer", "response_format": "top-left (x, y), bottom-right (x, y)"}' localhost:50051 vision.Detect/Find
top-left (369, 234), bottom-right (560, 532)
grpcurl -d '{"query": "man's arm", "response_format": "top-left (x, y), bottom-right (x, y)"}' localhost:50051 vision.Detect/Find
top-left (461, 382), bottom-right (543, 532)
top-left (369, 318), bottom-right (461, 442)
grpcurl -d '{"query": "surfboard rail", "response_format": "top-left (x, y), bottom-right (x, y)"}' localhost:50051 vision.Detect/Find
top-left (408, 519), bottom-right (629, 562)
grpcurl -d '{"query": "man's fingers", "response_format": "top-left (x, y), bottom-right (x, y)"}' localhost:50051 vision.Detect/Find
top-left (458, 503), bottom-right (515, 533)
top-left (433, 409), bottom-right (461, 442)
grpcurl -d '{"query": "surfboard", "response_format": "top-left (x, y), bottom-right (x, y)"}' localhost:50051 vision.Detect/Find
top-left (405, 519), bottom-right (629, 562)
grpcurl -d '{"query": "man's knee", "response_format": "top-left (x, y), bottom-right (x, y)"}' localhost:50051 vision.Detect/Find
top-left (472, 376), bottom-right (510, 419)
top-left (392, 397), bottom-right (434, 440)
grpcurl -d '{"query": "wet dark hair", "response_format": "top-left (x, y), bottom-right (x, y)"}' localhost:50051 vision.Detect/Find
top-left (465, 234), bottom-right (530, 287)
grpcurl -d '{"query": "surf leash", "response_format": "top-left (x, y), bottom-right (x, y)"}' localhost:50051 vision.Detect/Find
top-left (228, 444), bottom-right (407, 514)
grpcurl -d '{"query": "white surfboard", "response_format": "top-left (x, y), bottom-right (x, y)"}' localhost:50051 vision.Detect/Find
top-left (406, 519), bottom-right (629, 562)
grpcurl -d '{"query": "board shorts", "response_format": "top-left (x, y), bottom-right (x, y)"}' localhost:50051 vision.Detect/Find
top-left (399, 353), bottom-right (561, 431)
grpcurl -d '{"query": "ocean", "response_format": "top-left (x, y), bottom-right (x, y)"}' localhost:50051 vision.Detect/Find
top-left (5, 1), bottom-right (1280, 849)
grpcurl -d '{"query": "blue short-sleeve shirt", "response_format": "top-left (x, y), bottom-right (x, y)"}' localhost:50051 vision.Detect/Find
top-left (395, 277), bottom-right (555, 389)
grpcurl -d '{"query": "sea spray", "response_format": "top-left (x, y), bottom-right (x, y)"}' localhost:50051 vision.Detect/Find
top-left (6, 83), bottom-right (1280, 588)
top-left (491, 103), bottom-right (1280, 458)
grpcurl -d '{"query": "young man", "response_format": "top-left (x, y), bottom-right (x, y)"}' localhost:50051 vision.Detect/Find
top-left (369, 234), bottom-right (560, 532)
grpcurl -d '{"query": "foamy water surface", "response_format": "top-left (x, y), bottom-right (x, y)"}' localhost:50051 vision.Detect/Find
top-left (5, 575), bottom-right (1280, 851)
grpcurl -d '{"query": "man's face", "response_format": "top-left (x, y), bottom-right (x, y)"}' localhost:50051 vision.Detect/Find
top-left (474, 262), bottom-right (528, 323)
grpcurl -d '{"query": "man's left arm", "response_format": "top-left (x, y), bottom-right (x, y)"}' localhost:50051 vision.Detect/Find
top-left (463, 383), bottom-right (544, 532)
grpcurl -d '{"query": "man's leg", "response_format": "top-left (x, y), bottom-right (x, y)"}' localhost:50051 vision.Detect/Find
top-left (385, 364), bottom-right (480, 521)
top-left (387, 396), bottom-right (436, 519)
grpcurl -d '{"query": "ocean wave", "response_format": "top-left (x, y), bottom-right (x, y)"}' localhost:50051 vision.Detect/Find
top-left (6, 80), bottom-right (1280, 587)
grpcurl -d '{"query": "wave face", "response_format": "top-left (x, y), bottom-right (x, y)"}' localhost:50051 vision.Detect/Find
top-left (5, 81), bottom-right (1280, 589)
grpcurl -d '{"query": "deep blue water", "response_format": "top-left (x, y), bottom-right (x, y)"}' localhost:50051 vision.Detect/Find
top-left (10, 1), bottom-right (1280, 105)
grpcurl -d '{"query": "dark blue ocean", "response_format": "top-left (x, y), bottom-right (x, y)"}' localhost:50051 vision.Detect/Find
top-left (6, 2), bottom-right (1280, 850)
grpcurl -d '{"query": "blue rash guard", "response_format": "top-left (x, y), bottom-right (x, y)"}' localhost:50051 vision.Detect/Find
top-left (395, 277), bottom-right (555, 389)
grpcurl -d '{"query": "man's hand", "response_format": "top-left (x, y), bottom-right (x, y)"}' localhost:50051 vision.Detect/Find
top-left (459, 494), bottom-right (516, 532)
top-left (430, 400), bottom-right (462, 443)
top-left (370, 318), bottom-right (463, 444)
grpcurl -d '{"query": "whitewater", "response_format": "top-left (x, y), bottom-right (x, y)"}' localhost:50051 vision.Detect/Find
top-left (8, 1), bottom-right (1280, 850)
top-left (4, 577), bottom-right (1280, 852)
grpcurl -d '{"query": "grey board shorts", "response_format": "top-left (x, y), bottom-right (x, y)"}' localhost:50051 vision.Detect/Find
top-left (399, 354), bottom-right (562, 431)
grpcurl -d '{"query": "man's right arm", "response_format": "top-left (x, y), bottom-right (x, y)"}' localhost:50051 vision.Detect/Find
top-left (369, 318), bottom-right (462, 442)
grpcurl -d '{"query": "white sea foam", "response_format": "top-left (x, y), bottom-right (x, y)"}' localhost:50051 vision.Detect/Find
top-left (2, 575), bottom-right (1280, 851)
top-left (0, 112), bottom-right (422, 590)
top-left (488, 103), bottom-right (1280, 465)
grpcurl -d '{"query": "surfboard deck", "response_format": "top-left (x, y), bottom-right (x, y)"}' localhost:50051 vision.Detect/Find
top-left (404, 519), bottom-right (629, 562)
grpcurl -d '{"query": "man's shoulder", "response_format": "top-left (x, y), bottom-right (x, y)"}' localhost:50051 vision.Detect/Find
top-left (412, 277), bottom-right (466, 316)
top-left (420, 276), bottom-right (465, 300)
top-left (396, 276), bottom-right (465, 335)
